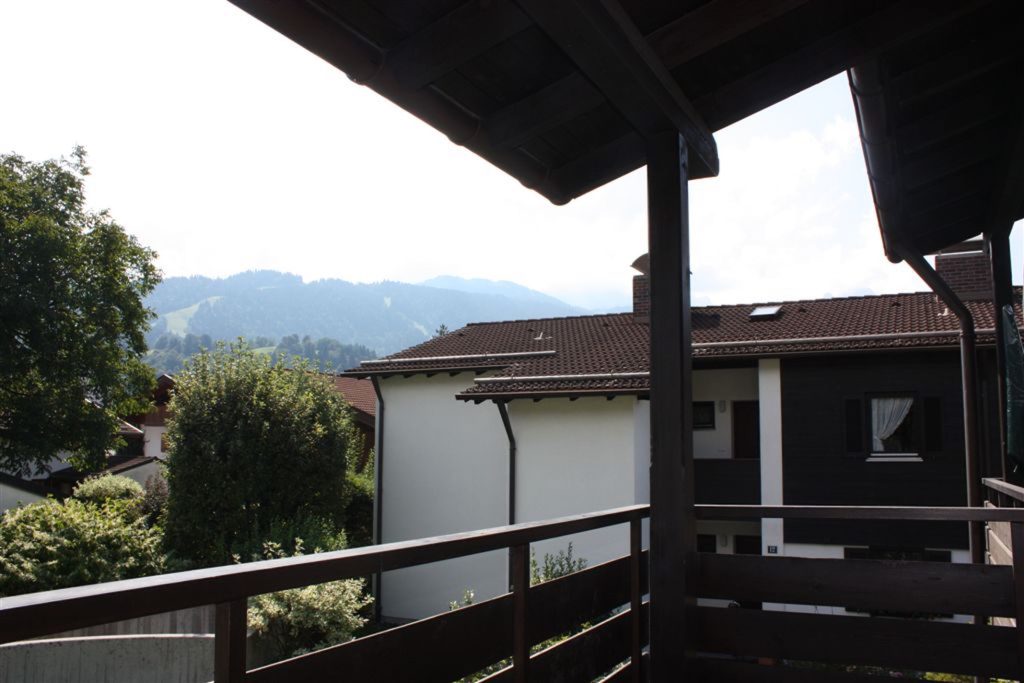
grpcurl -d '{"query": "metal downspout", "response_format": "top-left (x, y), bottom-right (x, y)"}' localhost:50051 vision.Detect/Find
top-left (370, 377), bottom-right (385, 622)
top-left (497, 401), bottom-right (516, 589)
top-left (986, 229), bottom-right (1014, 480)
top-left (899, 251), bottom-right (984, 573)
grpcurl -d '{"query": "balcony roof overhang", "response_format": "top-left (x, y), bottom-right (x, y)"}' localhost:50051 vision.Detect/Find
top-left (229, 0), bottom-right (1023, 247)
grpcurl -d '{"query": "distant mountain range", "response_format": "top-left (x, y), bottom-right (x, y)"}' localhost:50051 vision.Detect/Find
top-left (145, 271), bottom-right (588, 356)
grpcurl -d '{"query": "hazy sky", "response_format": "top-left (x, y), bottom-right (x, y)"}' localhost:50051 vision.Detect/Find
top-left (2, 0), bottom-right (1019, 310)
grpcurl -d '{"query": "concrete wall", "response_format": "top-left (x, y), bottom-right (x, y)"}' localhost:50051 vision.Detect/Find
top-left (0, 481), bottom-right (45, 514)
top-left (691, 368), bottom-right (759, 459)
top-left (49, 606), bottom-right (215, 639)
top-left (378, 373), bottom-right (509, 620)
top-left (510, 397), bottom-right (640, 567)
top-left (0, 635), bottom-right (214, 683)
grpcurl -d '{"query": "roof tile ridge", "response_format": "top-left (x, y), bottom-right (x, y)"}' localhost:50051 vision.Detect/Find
top-left (693, 289), bottom-right (936, 312)
top-left (464, 312), bottom-right (633, 327)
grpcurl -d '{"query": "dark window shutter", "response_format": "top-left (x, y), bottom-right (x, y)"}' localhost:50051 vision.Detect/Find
top-left (845, 399), bottom-right (863, 453)
top-left (924, 397), bottom-right (942, 452)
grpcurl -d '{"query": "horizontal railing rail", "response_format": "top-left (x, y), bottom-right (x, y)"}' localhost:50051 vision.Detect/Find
top-left (983, 476), bottom-right (1024, 506)
top-left (695, 503), bottom-right (1024, 522)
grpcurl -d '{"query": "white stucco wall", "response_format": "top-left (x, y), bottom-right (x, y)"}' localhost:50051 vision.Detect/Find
top-left (691, 368), bottom-right (758, 459)
top-left (758, 359), bottom-right (785, 560)
top-left (510, 397), bottom-right (640, 569)
top-left (378, 374), bottom-right (509, 620)
top-left (118, 461), bottom-right (164, 489)
top-left (0, 481), bottom-right (45, 514)
top-left (143, 426), bottom-right (167, 461)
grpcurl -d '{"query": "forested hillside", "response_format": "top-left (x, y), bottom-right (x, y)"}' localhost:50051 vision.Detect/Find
top-left (144, 333), bottom-right (377, 375)
top-left (143, 271), bottom-right (584, 370)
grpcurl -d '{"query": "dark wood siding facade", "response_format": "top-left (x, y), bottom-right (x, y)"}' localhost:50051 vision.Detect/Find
top-left (781, 351), bottom-right (970, 549)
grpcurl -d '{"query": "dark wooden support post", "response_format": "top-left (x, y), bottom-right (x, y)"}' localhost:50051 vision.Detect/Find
top-left (630, 517), bottom-right (643, 682)
top-left (511, 543), bottom-right (530, 683)
top-left (987, 230), bottom-right (1014, 480)
top-left (647, 131), bottom-right (696, 680)
top-left (1010, 522), bottom-right (1024, 676)
top-left (215, 599), bottom-right (247, 683)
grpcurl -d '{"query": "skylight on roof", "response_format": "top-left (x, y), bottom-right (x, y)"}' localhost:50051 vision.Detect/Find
top-left (750, 305), bottom-right (782, 320)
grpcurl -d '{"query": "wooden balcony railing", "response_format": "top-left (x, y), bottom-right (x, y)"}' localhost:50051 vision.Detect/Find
top-left (4, 502), bottom-right (1024, 681)
top-left (984, 476), bottom-right (1024, 507)
top-left (693, 504), bottom-right (1024, 681)
top-left (0, 504), bottom-right (649, 683)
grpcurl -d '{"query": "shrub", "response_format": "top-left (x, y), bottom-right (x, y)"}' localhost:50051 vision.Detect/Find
top-left (231, 516), bottom-right (348, 564)
top-left (531, 542), bottom-right (587, 584)
top-left (247, 539), bottom-right (372, 659)
top-left (163, 342), bottom-right (354, 567)
top-left (140, 474), bottom-right (169, 527)
top-left (72, 474), bottom-right (144, 506)
top-left (0, 498), bottom-right (164, 596)
top-left (343, 466), bottom-right (374, 548)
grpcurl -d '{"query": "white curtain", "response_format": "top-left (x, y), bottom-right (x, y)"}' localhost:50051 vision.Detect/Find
top-left (871, 397), bottom-right (913, 451)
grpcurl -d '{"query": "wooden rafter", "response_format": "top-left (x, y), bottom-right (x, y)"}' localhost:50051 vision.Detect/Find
top-left (516, 0), bottom-right (719, 178)
top-left (486, 0), bottom-right (808, 155)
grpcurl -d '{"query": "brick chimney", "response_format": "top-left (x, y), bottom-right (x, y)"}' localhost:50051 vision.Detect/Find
top-left (633, 275), bottom-right (650, 322)
top-left (934, 247), bottom-right (992, 302)
top-left (631, 253), bottom-right (650, 322)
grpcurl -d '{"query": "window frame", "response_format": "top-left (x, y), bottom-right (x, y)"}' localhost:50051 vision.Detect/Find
top-left (693, 401), bottom-right (716, 430)
top-left (865, 391), bottom-right (921, 461)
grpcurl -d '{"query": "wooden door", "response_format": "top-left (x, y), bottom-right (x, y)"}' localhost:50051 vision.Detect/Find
top-left (732, 400), bottom-right (760, 459)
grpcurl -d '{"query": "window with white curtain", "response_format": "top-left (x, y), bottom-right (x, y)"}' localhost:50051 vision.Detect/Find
top-left (870, 396), bottom-right (917, 456)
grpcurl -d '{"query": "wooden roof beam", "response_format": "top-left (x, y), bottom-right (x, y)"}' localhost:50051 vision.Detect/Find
top-left (486, 0), bottom-right (809, 151)
top-left (516, 0), bottom-right (719, 178)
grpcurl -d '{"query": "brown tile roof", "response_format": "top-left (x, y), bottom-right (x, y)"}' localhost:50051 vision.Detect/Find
top-left (342, 291), bottom-right (1023, 400)
top-left (332, 376), bottom-right (377, 422)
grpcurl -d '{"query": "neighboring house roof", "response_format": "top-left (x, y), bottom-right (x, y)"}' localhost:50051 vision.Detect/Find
top-left (331, 376), bottom-right (377, 426)
top-left (343, 291), bottom-right (1024, 400)
top-left (0, 472), bottom-right (54, 498)
top-left (118, 420), bottom-right (144, 436)
top-left (47, 454), bottom-right (159, 485)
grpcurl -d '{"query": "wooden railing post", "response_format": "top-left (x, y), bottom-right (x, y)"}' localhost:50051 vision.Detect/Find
top-left (511, 543), bottom-right (530, 683)
top-left (215, 599), bottom-right (247, 683)
top-left (1012, 522), bottom-right (1024, 678)
top-left (630, 517), bottom-right (643, 682)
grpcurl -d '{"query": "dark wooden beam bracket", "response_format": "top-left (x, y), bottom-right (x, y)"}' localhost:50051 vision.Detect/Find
top-left (515, 0), bottom-right (719, 177)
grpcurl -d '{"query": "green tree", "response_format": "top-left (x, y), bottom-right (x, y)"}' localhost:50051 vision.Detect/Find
top-left (0, 148), bottom-right (160, 475)
top-left (163, 342), bottom-right (355, 566)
